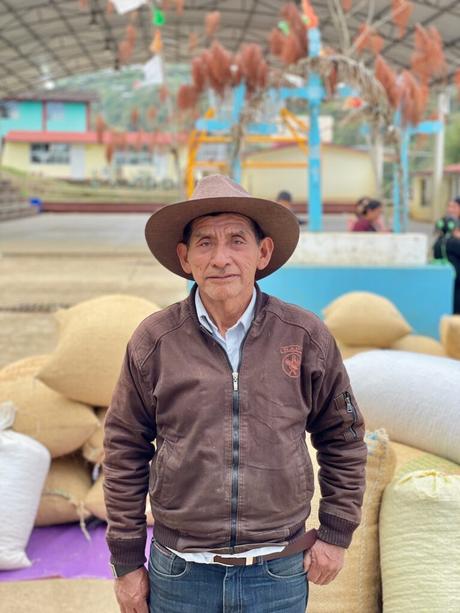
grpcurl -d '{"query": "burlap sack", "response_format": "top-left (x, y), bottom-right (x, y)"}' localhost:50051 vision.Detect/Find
top-left (0, 354), bottom-right (50, 382)
top-left (307, 430), bottom-right (395, 613)
top-left (390, 334), bottom-right (446, 356)
top-left (82, 408), bottom-right (107, 464)
top-left (38, 294), bottom-right (159, 407)
top-left (336, 342), bottom-right (378, 360)
top-left (324, 292), bottom-right (411, 347)
top-left (440, 315), bottom-right (460, 359)
top-left (391, 441), bottom-right (460, 478)
top-left (380, 471), bottom-right (460, 612)
top-left (0, 377), bottom-right (98, 458)
top-left (85, 474), bottom-right (154, 526)
top-left (345, 350), bottom-right (460, 464)
top-left (0, 403), bottom-right (50, 570)
top-left (35, 455), bottom-right (92, 527)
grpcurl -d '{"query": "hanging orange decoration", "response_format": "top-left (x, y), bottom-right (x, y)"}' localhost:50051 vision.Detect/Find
top-left (79, 0), bottom-right (89, 10)
top-left (392, 0), bottom-right (413, 38)
top-left (105, 142), bottom-right (114, 164)
top-left (341, 0), bottom-right (352, 12)
top-left (370, 33), bottom-right (384, 55)
top-left (455, 68), bottom-right (460, 99)
top-left (118, 40), bottom-right (133, 63)
top-left (147, 106), bottom-right (157, 122)
top-left (177, 84), bottom-right (199, 111)
top-left (191, 56), bottom-right (208, 93)
top-left (159, 85), bottom-right (169, 102)
top-left (126, 24), bottom-right (137, 46)
top-left (205, 11), bottom-right (221, 38)
top-left (354, 23), bottom-right (373, 53)
top-left (95, 115), bottom-right (106, 144)
top-left (269, 28), bottom-right (285, 56)
top-left (150, 29), bottom-right (163, 54)
top-left (130, 108), bottom-right (140, 129)
top-left (105, 1), bottom-right (114, 16)
top-left (301, 0), bottom-right (319, 28)
top-left (175, 0), bottom-right (185, 15)
top-left (188, 32), bottom-right (199, 52)
top-left (375, 55), bottom-right (401, 109)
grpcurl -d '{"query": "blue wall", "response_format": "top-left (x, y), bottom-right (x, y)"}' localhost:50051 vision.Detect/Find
top-left (0, 100), bottom-right (88, 139)
top-left (259, 265), bottom-right (454, 339)
top-left (45, 101), bottom-right (87, 132)
top-left (0, 100), bottom-right (42, 139)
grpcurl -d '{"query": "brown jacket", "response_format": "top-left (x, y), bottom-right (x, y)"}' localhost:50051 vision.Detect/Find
top-left (103, 286), bottom-right (367, 567)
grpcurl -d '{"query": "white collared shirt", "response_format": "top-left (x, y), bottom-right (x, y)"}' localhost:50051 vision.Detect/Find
top-left (195, 287), bottom-right (256, 371)
top-left (167, 287), bottom-right (284, 563)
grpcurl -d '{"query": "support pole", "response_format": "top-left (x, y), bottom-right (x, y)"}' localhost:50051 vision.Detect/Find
top-left (432, 90), bottom-right (448, 222)
top-left (307, 27), bottom-right (323, 232)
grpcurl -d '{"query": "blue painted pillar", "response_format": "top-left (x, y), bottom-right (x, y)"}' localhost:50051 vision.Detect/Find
top-left (307, 28), bottom-right (323, 232)
top-left (231, 83), bottom-right (245, 182)
top-left (392, 163), bottom-right (401, 234)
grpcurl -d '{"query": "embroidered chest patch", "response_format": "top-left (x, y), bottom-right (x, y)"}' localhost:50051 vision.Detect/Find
top-left (280, 345), bottom-right (302, 378)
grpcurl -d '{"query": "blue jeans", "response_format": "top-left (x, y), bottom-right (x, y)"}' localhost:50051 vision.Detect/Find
top-left (148, 539), bottom-right (308, 613)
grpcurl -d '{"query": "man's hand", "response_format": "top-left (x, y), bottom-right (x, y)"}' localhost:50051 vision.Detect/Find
top-left (303, 540), bottom-right (345, 585)
top-left (114, 566), bottom-right (150, 613)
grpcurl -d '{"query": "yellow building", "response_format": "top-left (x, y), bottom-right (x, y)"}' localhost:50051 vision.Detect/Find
top-left (242, 143), bottom-right (377, 210)
top-left (1, 130), bottom-right (187, 185)
top-left (411, 164), bottom-right (460, 221)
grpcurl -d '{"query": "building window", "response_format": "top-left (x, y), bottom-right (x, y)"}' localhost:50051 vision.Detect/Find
top-left (114, 147), bottom-right (153, 166)
top-left (420, 178), bottom-right (432, 207)
top-left (46, 102), bottom-right (65, 122)
top-left (31, 143), bottom-right (70, 164)
top-left (0, 101), bottom-right (19, 119)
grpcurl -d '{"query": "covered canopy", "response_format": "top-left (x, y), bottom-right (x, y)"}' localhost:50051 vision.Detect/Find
top-left (0, 0), bottom-right (458, 96)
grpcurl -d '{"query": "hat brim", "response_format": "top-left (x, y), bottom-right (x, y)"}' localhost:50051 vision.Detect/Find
top-left (145, 195), bottom-right (300, 280)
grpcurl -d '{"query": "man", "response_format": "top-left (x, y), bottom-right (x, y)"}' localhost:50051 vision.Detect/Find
top-left (103, 175), bottom-right (367, 613)
top-left (276, 190), bottom-right (294, 211)
top-left (433, 200), bottom-right (460, 314)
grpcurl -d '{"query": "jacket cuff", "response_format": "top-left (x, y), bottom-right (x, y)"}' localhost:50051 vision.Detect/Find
top-left (107, 537), bottom-right (147, 566)
top-left (317, 512), bottom-right (358, 549)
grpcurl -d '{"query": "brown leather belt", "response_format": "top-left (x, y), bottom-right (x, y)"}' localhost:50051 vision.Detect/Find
top-left (212, 528), bottom-right (317, 567)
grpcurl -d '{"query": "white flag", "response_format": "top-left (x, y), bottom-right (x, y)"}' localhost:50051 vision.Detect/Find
top-left (143, 55), bottom-right (164, 86)
top-left (111, 0), bottom-right (146, 15)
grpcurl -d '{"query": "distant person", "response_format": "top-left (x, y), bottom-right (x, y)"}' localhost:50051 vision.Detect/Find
top-left (433, 206), bottom-right (460, 314)
top-left (351, 199), bottom-right (383, 232)
top-left (276, 190), bottom-right (293, 211)
top-left (347, 197), bottom-right (369, 231)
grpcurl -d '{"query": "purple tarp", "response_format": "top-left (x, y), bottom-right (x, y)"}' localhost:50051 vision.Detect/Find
top-left (0, 520), bottom-right (154, 582)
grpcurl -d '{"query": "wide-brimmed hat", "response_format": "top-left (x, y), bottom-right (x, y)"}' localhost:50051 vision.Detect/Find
top-left (145, 174), bottom-right (300, 280)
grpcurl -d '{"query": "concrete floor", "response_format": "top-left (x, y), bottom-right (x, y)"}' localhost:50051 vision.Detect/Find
top-left (0, 212), bottom-right (435, 254)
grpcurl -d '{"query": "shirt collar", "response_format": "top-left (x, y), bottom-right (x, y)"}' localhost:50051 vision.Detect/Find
top-left (195, 287), bottom-right (257, 337)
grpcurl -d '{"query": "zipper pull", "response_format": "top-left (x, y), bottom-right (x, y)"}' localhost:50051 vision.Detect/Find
top-left (345, 393), bottom-right (354, 413)
top-left (232, 372), bottom-right (239, 391)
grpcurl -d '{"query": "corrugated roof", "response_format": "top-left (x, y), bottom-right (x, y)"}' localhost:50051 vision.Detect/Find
top-left (0, 1), bottom-right (458, 97)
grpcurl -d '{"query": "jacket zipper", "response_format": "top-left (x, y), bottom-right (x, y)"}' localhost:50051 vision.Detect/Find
top-left (199, 323), bottom-right (251, 550)
top-left (344, 392), bottom-right (358, 440)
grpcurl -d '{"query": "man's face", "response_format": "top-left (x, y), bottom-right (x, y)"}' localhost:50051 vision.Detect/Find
top-left (447, 200), bottom-right (460, 219)
top-left (176, 213), bottom-right (274, 304)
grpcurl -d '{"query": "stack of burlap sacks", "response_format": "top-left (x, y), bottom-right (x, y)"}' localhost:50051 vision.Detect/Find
top-left (0, 295), bottom-right (159, 545)
top-left (1, 291), bottom-right (460, 611)
top-left (324, 290), bottom-right (460, 361)
top-left (307, 291), bottom-right (460, 612)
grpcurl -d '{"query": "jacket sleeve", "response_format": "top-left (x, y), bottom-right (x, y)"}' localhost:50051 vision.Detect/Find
top-left (103, 341), bottom-right (156, 567)
top-left (306, 330), bottom-right (367, 549)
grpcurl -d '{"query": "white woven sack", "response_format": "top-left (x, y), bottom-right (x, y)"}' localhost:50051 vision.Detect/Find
top-left (344, 350), bottom-right (460, 464)
top-left (380, 470), bottom-right (460, 613)
top-left (0, 402), bottom-right (50, 570)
